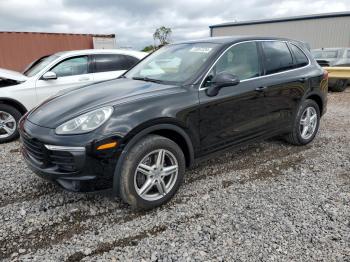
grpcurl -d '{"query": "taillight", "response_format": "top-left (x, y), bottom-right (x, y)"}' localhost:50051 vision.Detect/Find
top-left (323, 70), bottom-right (328, 80)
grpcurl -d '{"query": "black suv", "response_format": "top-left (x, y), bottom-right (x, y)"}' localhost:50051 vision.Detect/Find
top-left (19, 36), bottom-right (328, 209)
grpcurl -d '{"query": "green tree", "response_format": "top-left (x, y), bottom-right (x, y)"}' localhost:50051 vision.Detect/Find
top-left (141, 45), bottom-right (155, 52)
top-left (153, 26), bottom-right (172, 46)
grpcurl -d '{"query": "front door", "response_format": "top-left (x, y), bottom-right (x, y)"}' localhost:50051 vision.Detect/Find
top-left (35, 55), bottom-right (94, 103)
top-left (198, 41), bottom-right (270, 155)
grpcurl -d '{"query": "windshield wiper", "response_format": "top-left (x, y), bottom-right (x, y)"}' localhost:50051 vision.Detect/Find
top-left (132, 76), bottom-right (163, 84)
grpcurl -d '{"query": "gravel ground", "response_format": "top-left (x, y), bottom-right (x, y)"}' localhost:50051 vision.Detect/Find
top-left (0, 90), bottom-right (349, 261)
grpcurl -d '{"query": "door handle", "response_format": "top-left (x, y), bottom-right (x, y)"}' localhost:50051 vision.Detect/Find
top-left (78, 77), bottom-right (90, 81)
top-left (255, 86), bottom-right (267, 92)
top-left (298, 78), bottom-right (307, 83)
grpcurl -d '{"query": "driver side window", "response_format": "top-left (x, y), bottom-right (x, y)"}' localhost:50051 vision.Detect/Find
top-left (51, 56), bottom-right (88, 77)
top-left (204, 42), bottom-right (260, 87)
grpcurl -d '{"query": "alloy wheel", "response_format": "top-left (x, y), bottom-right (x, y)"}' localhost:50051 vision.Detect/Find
top-left (299, 106), bottom-right (318, 140)
top-left (0, 111), bottom-right (17, 139)
top-left (134, 149), bottom-right (179, 201)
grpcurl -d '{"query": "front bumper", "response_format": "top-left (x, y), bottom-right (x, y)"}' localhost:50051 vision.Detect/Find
top-left (19, 117), bottom-right (122, 192)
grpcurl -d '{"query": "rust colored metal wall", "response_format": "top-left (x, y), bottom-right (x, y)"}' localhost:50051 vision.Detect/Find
top-left (0, 32), bottom-right (115, 71)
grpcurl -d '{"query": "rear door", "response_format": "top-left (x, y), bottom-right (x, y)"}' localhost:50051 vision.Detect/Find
top-left (199, 41), bottom-right (271, 154)
top-left (35, 55), bottom-right (94, 103)
top-left (92, 54), bottom-right (139, 82)
top-left (258, 41), bottom-right (309, 131)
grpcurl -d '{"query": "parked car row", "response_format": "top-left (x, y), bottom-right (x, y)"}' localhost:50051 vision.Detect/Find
top-left (18, 36), bottom-right (328, 209)
top-left (311, 47), bottom-right (350, 92)
top-left (0, 49), bottom-right (147, 143)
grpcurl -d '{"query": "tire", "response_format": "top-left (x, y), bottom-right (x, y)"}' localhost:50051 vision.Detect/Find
top-left (285, 99), bottom-right (320, 146)
top-left (329, 79), bottom-right (348, 92)
top-left (0, 104), bottom-right (22, 144)
top-left (119, 135), bottom-right (186, 210)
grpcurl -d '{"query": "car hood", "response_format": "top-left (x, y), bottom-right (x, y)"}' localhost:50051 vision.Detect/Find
top-left (0, 68), bottom-right (28, 82)
top-left (27, 78), bottom-right (177, 128)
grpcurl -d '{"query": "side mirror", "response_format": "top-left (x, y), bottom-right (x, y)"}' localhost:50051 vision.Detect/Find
top-left (206, 73), bottom-right (240, 97)
top-left (42, 71), bottom-right (57, 80)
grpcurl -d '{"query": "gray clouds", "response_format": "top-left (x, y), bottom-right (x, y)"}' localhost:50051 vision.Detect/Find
top-left (0, 0), bottom-right (349, 49)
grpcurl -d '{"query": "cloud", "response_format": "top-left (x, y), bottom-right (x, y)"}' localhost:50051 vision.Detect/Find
top-left (0, 0), bottom-right (349, 50)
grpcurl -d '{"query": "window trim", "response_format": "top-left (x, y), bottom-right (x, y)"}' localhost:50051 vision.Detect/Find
top-left (199, 40), bottom-right (311, 90)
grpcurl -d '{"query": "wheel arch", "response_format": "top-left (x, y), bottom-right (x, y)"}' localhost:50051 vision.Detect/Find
top-left (0, 98), bottom-right (27, 115)
top-left (305, 93), bottom-right (324, 116)
top-left (112, 123), bottom-right (195, 196)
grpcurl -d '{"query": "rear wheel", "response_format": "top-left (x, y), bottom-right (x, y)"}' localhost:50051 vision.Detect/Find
top-left (119, 135), bottom-right (185, 210)
top-left (0, 104), bottom-right (22, 144)
top-left (285, 99), bottom-right (320, 145)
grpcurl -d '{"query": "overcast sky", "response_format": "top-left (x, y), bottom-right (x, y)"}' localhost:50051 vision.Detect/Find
top-left (0, 0), bottom-right (349, 50)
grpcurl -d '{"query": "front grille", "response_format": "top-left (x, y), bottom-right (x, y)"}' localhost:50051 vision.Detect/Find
top-left (22, 136), bottom-right (77, 173)
top-left (49, 151), bottom-right (75, 172)
top-left (22, 137), bottom-right (46, 165)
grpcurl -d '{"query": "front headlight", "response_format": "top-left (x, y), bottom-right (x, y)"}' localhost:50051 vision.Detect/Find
top-left (55, 106), bottom-right (113, 135)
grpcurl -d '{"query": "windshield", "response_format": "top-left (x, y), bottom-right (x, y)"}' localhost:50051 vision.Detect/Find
top-left (311, 50), bottom-right (339, 59)
top-left (23, 55), bottom-right (59, 77)
top-left (125, 43), bottom-right (219, 84)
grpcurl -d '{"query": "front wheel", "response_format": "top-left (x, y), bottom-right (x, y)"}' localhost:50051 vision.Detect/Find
top-left (119, 135), bottom-right (186, 210)
top-left (285, 99), bottom-right (320, 145)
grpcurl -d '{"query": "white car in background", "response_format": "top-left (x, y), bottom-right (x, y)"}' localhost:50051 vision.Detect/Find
top-left (0, 49), bottom-right (147, 143)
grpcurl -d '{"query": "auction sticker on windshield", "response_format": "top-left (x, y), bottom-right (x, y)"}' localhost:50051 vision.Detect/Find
top-left (189, 47), bottom-right (213, 53)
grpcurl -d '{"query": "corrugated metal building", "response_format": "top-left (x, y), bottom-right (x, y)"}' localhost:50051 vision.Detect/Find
top-left (0, 32), bottom-right (116, 71)
top-left (210, 12), bottom-right (350, 49)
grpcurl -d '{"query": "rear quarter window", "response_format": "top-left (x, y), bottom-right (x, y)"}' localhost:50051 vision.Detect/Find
top-left (94, 54), bottom-right (139, 73)
top-left (289, 44), bottom-right (309, 68)
top-left (262, 41), bottom-right (294, 74)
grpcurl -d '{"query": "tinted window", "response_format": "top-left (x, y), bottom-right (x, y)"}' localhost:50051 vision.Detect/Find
top-left (123, 56), bottom-right (140, 68)
top-left (290, 44), bottom-right (309, 68)
top-left (95, 54), bottom-right (138, 73)
top-left (204, 42), bottom-right (260, 86)
top-left (51, 56), bottom-right (88, 77)
top-left (262, 41), bottom-right (294, 74)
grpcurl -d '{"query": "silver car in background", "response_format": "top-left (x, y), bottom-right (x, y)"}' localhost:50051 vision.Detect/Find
top-left (311, 48), bottom-right (350, 92)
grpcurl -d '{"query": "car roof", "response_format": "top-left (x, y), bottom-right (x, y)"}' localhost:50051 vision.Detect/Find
top-left (312, 48), bottom-right (349, 51)
top-left (172, 36), bottom-right (294, 45)
top-left (54, 49), bottom-right (147, 59)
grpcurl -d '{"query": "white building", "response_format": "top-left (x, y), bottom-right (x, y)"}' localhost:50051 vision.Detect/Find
top-left (210, 12), bottom-right (350, 49)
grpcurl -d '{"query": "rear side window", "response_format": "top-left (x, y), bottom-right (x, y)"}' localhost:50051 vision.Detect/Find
top-left (290, 44), bottom-right (309, 68)
top-left (262, 41), bottom-right (294, 74)
top-left (123, 56), bottom-right (140, 68)
top-left (94, 54), bottom-right (138, 73)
